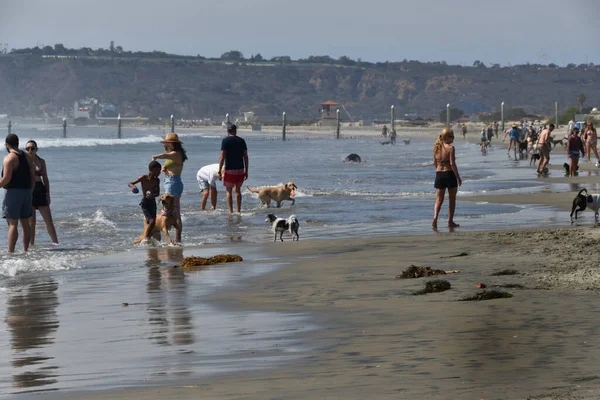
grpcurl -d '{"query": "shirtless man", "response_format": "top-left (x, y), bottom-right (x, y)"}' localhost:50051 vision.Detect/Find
top-left (537, 124), bottom-right (554, 174)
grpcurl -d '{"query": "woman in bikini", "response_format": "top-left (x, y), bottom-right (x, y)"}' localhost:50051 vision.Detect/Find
top-left (433, 128), bottom-right (462, 229)
top-left (583, 122), bottom-right (599, 164)
top-left (152, 133), bottom-right (188, 244)
top-left (25, 140), bottom-right (58, 245)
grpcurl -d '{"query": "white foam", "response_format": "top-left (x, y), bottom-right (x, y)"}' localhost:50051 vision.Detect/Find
top-left (32, 135), bottom-right (162, 148)
top-left (0, 253), bottom-right (81, 277)
top-left (76, 210), bottom-right (117, 229)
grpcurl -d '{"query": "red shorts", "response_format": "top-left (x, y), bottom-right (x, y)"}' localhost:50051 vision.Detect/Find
top-left (223, 169), bottom-right (245, 188)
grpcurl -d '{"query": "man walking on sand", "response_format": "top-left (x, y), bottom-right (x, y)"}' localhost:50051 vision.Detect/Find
top-left (218, 125), bottom-right (249, 214)
top-left (537, 124), bottom-right (554, 175)
top-left (0, 134), bottom-right (36, 252)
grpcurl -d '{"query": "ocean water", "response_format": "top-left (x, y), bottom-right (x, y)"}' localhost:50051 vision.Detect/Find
top-left (0, 125), bottom-right (580, 277)
top-left (0, 125), bottom-right (579, 396)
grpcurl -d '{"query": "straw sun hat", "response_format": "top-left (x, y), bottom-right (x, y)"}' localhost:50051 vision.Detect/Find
top-left (160, 133), bottom-right (182, 144)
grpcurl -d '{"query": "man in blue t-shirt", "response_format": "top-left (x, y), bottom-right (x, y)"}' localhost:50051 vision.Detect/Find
top-left (217, 125), bottom-right (249, 214)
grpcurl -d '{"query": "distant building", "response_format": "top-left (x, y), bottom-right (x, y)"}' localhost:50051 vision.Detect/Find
top-left (73, 97), bottom-right (98, 120)
top-left (320, 100), bottom-right (339, 127)
top-left (243, 111), bottom-right (256, 122)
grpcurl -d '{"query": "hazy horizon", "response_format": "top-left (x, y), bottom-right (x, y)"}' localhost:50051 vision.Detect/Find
top-left (1, 0), bottom-right (599, 66)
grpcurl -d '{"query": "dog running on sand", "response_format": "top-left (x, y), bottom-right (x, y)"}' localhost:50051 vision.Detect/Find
top-left (570, 188), bottom-right (600, 224)
top-left (265, 214), bottom-right (300, 242)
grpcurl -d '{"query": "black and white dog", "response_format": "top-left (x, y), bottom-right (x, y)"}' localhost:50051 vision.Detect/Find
top-left (570, 188), bottom-right (600, 223)
top-left (265, 214), bottom-right (300, 242)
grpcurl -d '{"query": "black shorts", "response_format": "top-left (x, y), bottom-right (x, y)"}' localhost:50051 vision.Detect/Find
top-left (32, 181), bottom-right (48, 209)
top-left (434, 171), bottom-right (458, 190)
top-left (140, 197), bottom-right (157, 223)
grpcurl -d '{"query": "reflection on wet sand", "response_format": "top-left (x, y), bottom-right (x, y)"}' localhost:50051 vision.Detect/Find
top-left (5, 280), bottom-right (60, 393)
top-left (145, 248), bottom-right (195, 349)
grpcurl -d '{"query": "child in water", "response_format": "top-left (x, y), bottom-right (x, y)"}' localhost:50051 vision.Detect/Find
top-left (128, 161), bottom-right (162, 240)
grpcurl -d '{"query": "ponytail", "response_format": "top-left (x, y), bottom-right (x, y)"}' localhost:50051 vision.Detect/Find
top-left (433, 135), bottom-right (443, 157)
top-left (433, 128), bottom-right (454, 156)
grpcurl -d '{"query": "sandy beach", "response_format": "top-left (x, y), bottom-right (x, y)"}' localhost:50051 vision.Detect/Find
top-left (10, 124), bottom-right (600, 400)
top-left (35, 211), bottom-right (600, 399)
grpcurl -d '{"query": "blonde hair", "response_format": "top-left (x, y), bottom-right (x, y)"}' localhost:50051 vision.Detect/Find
top-left (433, 128), bottom-right (454, 156)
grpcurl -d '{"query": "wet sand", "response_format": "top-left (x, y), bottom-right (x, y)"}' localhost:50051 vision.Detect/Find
top-left (30, 221), bottom-right (600, 400)
top-left (15, 133), bottom-right (600, 400)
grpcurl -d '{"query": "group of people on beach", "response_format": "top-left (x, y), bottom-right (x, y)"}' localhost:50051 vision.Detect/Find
top-left (0, 124), bottom-right (249, 252)
top-left (128, 124), bottom-right (249, 245)
top-left (566, 120), bottom-right (598, 177)
top-left (0, 134), bottom-right (58, 253)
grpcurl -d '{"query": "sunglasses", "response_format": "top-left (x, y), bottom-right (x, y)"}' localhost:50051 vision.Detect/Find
top-left (25, 147), bottom-right (36, 151)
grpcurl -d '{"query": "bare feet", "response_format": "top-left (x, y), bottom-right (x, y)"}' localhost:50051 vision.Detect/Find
top-left (448, 222), bottom-right (460, 228)
top-left (432, 219), bottom-right (438, 228)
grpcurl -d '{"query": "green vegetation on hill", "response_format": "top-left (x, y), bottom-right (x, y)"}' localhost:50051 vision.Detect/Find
top-left (1, 44), bottom-right (599, 121)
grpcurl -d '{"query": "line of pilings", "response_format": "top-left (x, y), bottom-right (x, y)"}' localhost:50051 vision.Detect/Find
top-left (2, 103), bottom-right (568, 141)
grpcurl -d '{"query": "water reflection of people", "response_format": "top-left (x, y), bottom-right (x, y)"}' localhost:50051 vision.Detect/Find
top-left (145, 247), bottom-right (194, 347)
top-left (6, 280), bottom-right (60, 390)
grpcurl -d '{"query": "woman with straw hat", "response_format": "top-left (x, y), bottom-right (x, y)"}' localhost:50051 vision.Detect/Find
top-left (152, 133), bottom-right (188, 244)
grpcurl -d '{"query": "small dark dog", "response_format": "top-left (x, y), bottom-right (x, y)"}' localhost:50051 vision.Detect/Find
top-left (563, 163), bottom-right (579, 176)
top-left (570, 188), bottom-right (600, 223)
top-left (549, 137), bottom-right (567, 149)
top-left (529, 153), bottom-right (540, 166)
top-left (518, 141), bottom-right (528, 157)
top-left (265, 214), bottom-right (300, 242)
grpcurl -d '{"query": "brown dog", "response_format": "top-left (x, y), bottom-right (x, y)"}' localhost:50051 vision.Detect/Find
top-left (246, 182), bottom-right (297, 208)
top-left (134, 193), bottom-right (177, 245)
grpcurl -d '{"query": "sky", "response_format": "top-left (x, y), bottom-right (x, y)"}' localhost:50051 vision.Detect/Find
top-left (1, 0), bottom-right (599, 66)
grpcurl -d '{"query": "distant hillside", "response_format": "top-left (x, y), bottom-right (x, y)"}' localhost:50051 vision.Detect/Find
top-left (0, 54), bottom-right (599, 121)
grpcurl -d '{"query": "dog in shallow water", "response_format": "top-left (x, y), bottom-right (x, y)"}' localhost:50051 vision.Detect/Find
top-left (134, 193), bottom-right (177, 245)
top-left (570, 188), bottom-right (600, 224)
top-left (265, 214), bottom-right (300, 242)
top-left (563, 163), bottom-right (579, 176)
top-left (247, 182), bottom-right (297, 208)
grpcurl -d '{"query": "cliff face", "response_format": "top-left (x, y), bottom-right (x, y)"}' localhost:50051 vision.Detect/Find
top-left (0, 56), bottom-right (598, 120)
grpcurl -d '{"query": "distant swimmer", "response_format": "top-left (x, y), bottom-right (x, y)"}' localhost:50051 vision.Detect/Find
top-left (344, 153), bottom-right (362, 163)
top-left (381, 125), bottom-right (388, 138)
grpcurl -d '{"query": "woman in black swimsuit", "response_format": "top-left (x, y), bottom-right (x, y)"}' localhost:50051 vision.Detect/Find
top-left (433, 128), bottom-right (462, 229)
top-left (25, 141), bottom-right (58, 245)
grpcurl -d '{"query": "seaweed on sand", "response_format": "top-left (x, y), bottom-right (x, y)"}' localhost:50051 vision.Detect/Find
top-left (180, 254), bottom-right (243, 271)
top-left (491, 269), bottom-right (519, 276)
top-left (396, 265), bottom-right (459, 279)
top-left (413, 280), bottom-right (451, 295)
top-left (459, 290), bottom-right (513, 301)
